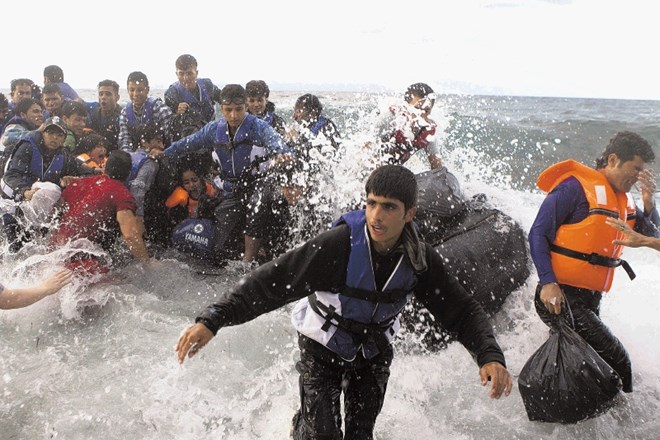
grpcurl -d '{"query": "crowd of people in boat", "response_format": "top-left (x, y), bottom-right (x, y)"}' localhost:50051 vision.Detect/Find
top-left (0, 55), bottom-right (442, 270)
top-left (2, 55), bottom-right (660, 436)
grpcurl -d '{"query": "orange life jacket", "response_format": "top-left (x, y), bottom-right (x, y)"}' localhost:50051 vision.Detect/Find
top-left (537, 159), bottom-right (637, 292)
top-left (76, 153), bottom-right (104, 169)
top-left (165, 182), bottom-right (217, 218)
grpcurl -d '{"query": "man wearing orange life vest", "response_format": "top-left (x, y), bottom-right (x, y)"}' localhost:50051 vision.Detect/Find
top-left (529, 131), bottom-right (658, 394)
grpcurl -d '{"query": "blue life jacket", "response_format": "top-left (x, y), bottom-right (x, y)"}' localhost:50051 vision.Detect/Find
top-left (27, 139), bottom-right (66, 185)
top-left (297, 210), bottom-right (417, 361)
top-left (210, 114), bottom-right (268, 197)
top-left (308, 116), bottom-right (329, 136)
top-left (126, 150), bottom-right (150, 185)
top-left (171, 79), bottom-right (215, 123)
top-left (124, 98), bottom-right (156, 128)
top-left (258, 112), bottom-right (274, 126)
top-left (171, 218), bottom-right (217, 260)
top-left (87, 102), bottom-right (121, 138)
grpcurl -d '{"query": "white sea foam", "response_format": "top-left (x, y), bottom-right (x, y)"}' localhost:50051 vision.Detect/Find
top-left (1, 92), bottom-right (659, 439)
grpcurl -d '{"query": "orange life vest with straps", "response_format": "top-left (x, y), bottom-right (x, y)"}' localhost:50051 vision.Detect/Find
top-left (537, 159), bottom-right (637, 292)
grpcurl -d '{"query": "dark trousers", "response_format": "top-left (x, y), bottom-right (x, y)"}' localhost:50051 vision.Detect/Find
top-left (212, 196), bottom-right (247, 258)
top-left (292, 335), bottom-right (393, 440)
top-left (534, 284), bottom-right (633, 392)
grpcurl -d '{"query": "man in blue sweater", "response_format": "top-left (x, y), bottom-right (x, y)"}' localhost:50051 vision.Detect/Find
top-left (529, 131), bottom-right (658, 393)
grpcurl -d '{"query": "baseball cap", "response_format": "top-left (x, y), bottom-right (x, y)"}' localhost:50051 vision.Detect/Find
top-left (219, 84), bottom-right (246, 105)
top-left (43, 116), bottom-right (67, 135)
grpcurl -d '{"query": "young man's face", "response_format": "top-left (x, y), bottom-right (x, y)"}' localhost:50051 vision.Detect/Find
top-left (176, 66), bottom-right (198, 90)
top-left (42, 128), bottom-right (66, 150)
top-left (11, 84), bottom-right (32, 104)
top-left (22, 103), bottom-right (45, 126)
top-left (407, 94), bottom-right (434, 117)
top-left (365, 193), bottom-right (416, 253)
top-left (63, 113), bottom-right (86, 136)
top-left (246, 95), bottom-right (267, 115)
top-left (221, 103), bottom-right (247, 130)
top-left (128, 81), bottom-right (149, 107)
top-left (604, 154), bottom-right (646, 193)
top-left (42, 92), bottom-right (63, 113)
top-left (98, 86), bottom-right (119, 112)
top-left (89, 146), bottom-right (107, 167)
top-left (142, 136), bottom-right (164, 153)
top-left (293, 104), bottom-right (315, 123)
top-left (182, 170), bottom-right (203, 199)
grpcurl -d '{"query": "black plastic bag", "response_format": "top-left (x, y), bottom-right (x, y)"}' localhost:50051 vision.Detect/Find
top-left (518, 308), bottom-right (622, 423)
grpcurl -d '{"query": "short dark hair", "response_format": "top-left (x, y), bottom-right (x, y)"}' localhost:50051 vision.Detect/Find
top-left (14, 97), bottom-right (42, 115)
top-left (44, 65), bottom-right (64, 83)
top-left (175, 54), bottom-right (197, 70)
top-left (219, 84), bottom-right (246, 105)
top-left (62, 100), bottom-right (88, 118)
top-left (42, 83), bottom-right (62, 95)
top-left (134, 124), bottom-right (164, 146)
top-left (295, 94), bottom-right (322, 115)
top-left (97, 79), bottom-right (120, 93)
top-left (10, 78), bottom-right (34, 92)
top-left (105, 150), bottom-right (132, 181)
top-left (404, 83), bottom-right (435, 105)
top-left (77, 133), bottom-right (108, 153)
top-left (127, 71), bottom-right (149, 87)
top-left (595, 131), bottom-right (655, 169)
top-left (245, 80), bottom-right (270, 98)
top-left (365, 165), bottom-right (418, 211)
top-left (0, 93), bottom-right (8, 111)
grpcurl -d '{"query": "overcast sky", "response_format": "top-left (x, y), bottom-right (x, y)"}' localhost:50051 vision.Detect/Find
top-left (1, 0), bottom-right (656, 100)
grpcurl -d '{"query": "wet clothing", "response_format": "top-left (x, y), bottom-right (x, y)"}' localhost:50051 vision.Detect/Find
top-left (529, 175), bottom-right (659, 287)
top-left (165, 114), bottom-right (290, 196)
top-left (165, 115), bottom-right (290, 257)
top-left (1, 131), bottom-right (89, 201)
top-left (50, 174), bottom-right (136, 251)
top-left (292, 334), bottom-right (393, 440)
top-left (196, 210), bottom-right (506, 438)
top-left (118, 98), bottom-right (173, 151)
top-left (127, 152), bottom-right (158, 217)
top-left (291, 211), bottom-right (415, 361)
top-left (165, 181), bottom-right (218, 219)
top-left (529, 160), bottom-right (659, 396)
top-left (249, 101), bottom-right (286, 137)
top-left (534, 284), bottom-right (632, 392)
top-left (86, 102), bottom-right (122, 150)
top-left (536, 160), bottom-right (639, 292)
top-left (164, 78), bottom-right (220, 125)
top-left (1, 115), bottom-right (37, 153)
top-left (291, 115), bottom-right (341, 156)
top-left (377, 104), bottom-right (440, 166)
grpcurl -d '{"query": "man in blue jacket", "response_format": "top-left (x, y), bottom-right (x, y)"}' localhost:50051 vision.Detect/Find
top-left (165, 54), bottom-right (221, 126)
top-left (161, 84), bottom-right (292, 261)
top-left (176, 164), bottom-right (512, 439)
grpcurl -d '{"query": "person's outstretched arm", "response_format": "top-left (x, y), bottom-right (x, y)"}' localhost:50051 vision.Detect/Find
top-left (606, 217), bottom-right (660, 251)
top-left (117, 209), bottom-right (151, 263)
top-left (0, 269), bottom-right (72, 309)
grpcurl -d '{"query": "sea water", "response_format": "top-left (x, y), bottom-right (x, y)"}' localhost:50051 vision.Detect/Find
top-left (1, 91), bottom-right (659, 439)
